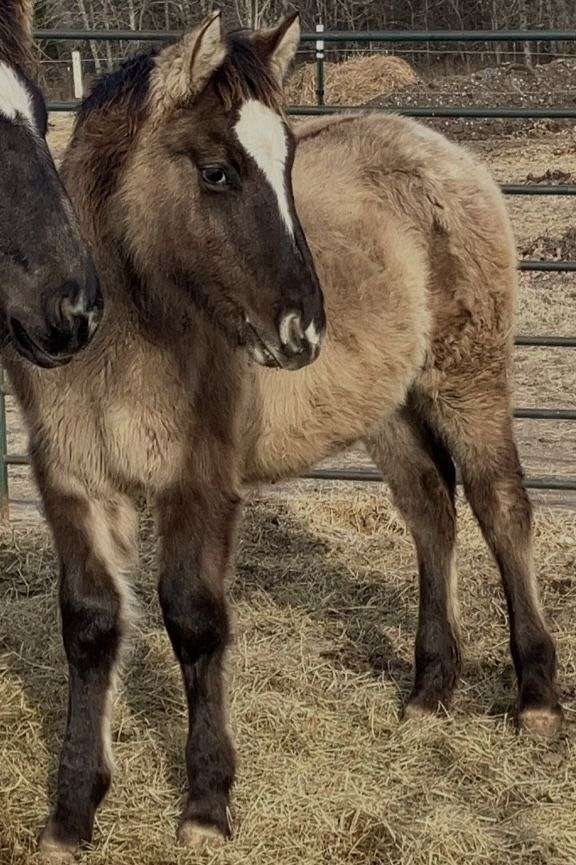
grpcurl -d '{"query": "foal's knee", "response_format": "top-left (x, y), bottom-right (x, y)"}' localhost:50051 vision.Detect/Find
top-left (60, 569), bottom-right (123, 667)
top-left (159, 575), bottom-right (229, 665)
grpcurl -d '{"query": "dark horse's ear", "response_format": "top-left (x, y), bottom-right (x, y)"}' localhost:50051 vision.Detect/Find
top-left (250, 13), bottom-right (301, 86)
top-left (152, 10), bottom-right (226, 109)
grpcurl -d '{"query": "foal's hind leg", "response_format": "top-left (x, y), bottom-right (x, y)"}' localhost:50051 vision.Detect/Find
top-left (366, 409), bottom-right (461, 716)
top-left (426, 397), bottom-right (562, 735)
top-left (155, 483), bottom-right (240, 846)
top-left (37, 479), bottom-right (136, 863)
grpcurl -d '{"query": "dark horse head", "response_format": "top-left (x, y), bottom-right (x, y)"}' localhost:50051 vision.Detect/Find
top-left (106, 12), bottom-right (324, 370)
top-left (0, 12), bottom-right (102, 368)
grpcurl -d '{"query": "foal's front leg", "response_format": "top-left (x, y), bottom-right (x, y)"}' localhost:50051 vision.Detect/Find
top-left (38, 484), bottom-right (136, 863)
top-left (155, 485), bottom-right (240, 846)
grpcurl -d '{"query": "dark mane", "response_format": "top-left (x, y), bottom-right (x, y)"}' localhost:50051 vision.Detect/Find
top-left (78, 50), bottom-right (157, 122)
top-left (77, 28), bottom-right (282, 125)
top-left (214, 30), bottom-right (283, 113)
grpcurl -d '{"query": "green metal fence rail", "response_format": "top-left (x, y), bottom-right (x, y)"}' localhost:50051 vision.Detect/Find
top-left (32, 28), bottom-right (576, 42)
top-left (43, 100), bottom-right (576, 120)
top-left (2, 27), bottom-right (575, 514)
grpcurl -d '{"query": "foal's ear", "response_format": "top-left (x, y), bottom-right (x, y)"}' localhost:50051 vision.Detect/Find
top-left (152, 11), bottom-right (226, 108)
top-left (252, 13), bottom-right (301, 86)
top-left (183, 11), bottom-right (226, 94)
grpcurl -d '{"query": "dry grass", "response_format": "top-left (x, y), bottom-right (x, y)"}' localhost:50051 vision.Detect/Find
top-left (1, 488), bottom-right (576, 865)
top-left (285, 55), bottom-right (418, 106)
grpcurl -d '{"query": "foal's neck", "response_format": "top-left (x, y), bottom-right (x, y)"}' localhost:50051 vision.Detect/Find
top-left (95, 236), bottom-right (224, 363)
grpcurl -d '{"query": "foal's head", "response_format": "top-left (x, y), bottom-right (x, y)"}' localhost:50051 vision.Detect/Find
top-left (121, 13), bottom-right (324, 370)
top-left (0, 51), bottom-right (101, 367)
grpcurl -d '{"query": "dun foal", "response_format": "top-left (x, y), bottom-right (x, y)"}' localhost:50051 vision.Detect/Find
top-left (0, 0), bottom-right (101, 365)
top-left (2, 12), bottom-right (561, 862)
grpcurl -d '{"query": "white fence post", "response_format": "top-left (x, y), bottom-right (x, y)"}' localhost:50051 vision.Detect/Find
top-left (72, 50), bottom-right (83, 100)
top-left (315, 22), bottom-right (325, 106)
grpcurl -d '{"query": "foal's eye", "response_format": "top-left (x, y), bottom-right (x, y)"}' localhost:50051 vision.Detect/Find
top-left (200, 166), bottom-right (230, 189)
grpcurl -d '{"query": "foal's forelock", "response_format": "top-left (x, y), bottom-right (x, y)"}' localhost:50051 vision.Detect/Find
top-left (234, 98), bottom-right (294, 237)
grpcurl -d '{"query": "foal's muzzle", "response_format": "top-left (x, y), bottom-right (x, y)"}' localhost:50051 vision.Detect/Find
top-left (9, 269), bottom-right (103, 369)
top-left (246, 309), bottom-right (324, 371)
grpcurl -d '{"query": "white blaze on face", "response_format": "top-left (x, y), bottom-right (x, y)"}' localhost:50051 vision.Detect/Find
top-left (234, 99), bottom-right (294, 237)
top-left (0, 61), bottom-right (34, 127)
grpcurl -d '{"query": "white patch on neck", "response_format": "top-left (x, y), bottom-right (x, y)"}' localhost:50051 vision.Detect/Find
top-left (0, 61), bottom-right (34, 127)
top-left (234, 99), bottom-right (294, 237)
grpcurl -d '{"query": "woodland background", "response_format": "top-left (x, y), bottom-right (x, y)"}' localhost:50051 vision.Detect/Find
top-left (34, 0), bottom-right (576, 90)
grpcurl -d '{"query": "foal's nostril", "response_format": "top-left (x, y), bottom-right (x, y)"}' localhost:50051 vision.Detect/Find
top-left (279, 311), bottom-right (306, 355)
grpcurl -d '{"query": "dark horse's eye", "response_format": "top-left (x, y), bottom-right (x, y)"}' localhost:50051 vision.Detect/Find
top-left (201, 166), bottom-right (229, 189)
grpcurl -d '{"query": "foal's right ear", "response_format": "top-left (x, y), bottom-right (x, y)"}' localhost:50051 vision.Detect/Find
top-left (152, 11), bottom-right (226, 110)
top-left (250, 13), bottom-right (301, 86)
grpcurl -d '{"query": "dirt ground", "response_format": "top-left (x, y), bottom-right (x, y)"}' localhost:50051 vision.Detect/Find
top-left (1, 58), bottom-right (576, 865)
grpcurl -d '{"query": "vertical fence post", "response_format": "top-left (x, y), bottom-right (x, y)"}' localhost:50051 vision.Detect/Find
top-left (315, 22), bottom-right (325, 107)
top-left (0, 369), bottom-right (9, 522)
top-left (72, 50), bottom-right (83, 99)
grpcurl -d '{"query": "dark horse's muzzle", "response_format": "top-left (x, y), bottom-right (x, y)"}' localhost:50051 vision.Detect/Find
top-left (9, 265), bottom-right (103, 369)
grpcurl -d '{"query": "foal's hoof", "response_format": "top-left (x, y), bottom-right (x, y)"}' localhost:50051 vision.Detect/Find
top-left (518, 704), bottom-right (564, 738)
top-left (39, 827), bottom-right (77, 864)
top-left (178, 819), bottom-right (227, 848)
top-left (403, 691), bottom-right (451, 721)
top-left (403, 701), bottom-right (436, 721)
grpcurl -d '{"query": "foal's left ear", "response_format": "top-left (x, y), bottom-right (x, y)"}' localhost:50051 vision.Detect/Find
top-left (252, 13), bottom-right (301, 86)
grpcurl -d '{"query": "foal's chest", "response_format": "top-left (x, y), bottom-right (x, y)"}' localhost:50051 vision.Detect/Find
top-left (31, 345), bottom-right (191, 493)
top-left (100, 388), bottom-right (188, 491)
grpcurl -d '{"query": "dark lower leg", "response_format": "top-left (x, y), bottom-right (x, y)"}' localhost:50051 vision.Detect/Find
top-left (367, 412), bottom-right (461, 715)
top-left (409, 534), bottom-right (460, 715)
top-left (156, 487), bottom-right (239, 843)
top-left (463, 466), bottom-right (561, 730)
top-left (39, 493), bottom-right (127, 857)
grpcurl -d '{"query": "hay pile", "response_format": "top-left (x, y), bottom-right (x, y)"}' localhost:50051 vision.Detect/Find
top-left (1, 486), bottom-right (576, 864)
top-left (286, 54), bottom-right (418, 106)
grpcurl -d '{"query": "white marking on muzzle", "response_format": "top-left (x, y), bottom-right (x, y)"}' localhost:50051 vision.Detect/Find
top-left (305, 320), bottom-right (321, 348)
top-left (279, 311), bottom-right (304, 349)
top-left (0, 61), bottom-right (34, 127)
top-left (61, 291), bottom-right (87, 319)
top-left (234, 99), bottom-right (294, 237)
